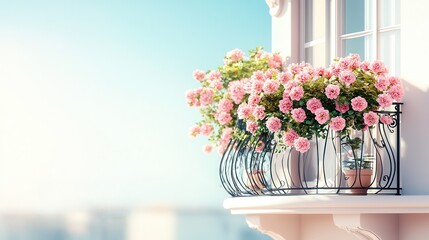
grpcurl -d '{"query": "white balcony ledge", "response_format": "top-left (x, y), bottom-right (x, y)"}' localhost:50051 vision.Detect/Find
top-left (224, 195), bottom-right (429, 215)
top-left (224, 195), bottom-right (429, 240)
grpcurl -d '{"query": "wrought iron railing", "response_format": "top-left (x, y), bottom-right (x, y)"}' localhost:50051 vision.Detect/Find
top-left (219, 103), bottom-right (402, 196)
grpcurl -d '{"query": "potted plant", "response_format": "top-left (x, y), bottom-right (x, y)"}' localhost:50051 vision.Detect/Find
top-left (341, 134), bottom-right (375, 195)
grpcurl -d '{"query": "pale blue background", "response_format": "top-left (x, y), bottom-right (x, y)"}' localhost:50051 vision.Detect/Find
top-left (0, 0), bottom-right (270, 214)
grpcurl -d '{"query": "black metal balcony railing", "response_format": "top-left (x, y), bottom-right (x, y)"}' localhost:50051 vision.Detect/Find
top-left (219, 103), bottom-right (402, 196)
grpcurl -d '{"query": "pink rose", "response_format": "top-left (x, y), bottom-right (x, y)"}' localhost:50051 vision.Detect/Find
top-left (279, 97), bottom-right (293, 113)
top-left (331, 65), bottom-right (341, 77)
top-left (360, 61), bottom-right (370, 71)
top-left (251, 80), bottom-right (264, 94)
top-left (296, 72), bottom-right (312, 83)
top-left (289, 86), bottom-right (304, 101)
top-left (283, 81), bottom-right (297, 96)
top-left (265, 68), bottom-right (279, 79)
top-left (228, 81), bottom-right (245, 104)
top-left (369, 60), bottom-right (387, 75)
top-left (351, 96), bottom-right (368, 112)
top-left (193, 70), bottom-right (206, 81)
top-left (237, 104), bottom-right (253, 119)
top-left (349, 54), bottom-right (361, 69)
top-left (294, 137), bottom-right (311, 153)
top-left (203, 144), bottom-right (213, 153)
top-left (314, 67), bottom-right (325, 76)
top-left (380, 115), bottom-right (393, 125)
top-left (241, 78), bottom-right (253, 94)
top-left (252, 70), bottom-right (265, 81)
top-left (248, 95), bottom-right (261, 105)
top-left (315, 108), bottom-right (330, 124)
top-left (278, 72), bottom-right (292, 84)
top-left (377, 94), bottom-right (393, 108)
top-left (375, 75), bottom-right (390, 91)
top-left (338, 57), bottom-right (351, 70)
top-left (201, 124), bottom-right (213, 136)
top-left (264, 71), bottom-right (272, 80)
top-left (291, 108), bottom-right (307, 123)
top-left (288, 63), bottom-right (301, 75)
top-left (253, 106), bottom-right (266, 120)
top-left (329, 116), bottom-right (346, 131)
top-left (189, 125), bottom-right (201, 137)
top-left (301, 63), bottom-right (314, 75)
top-left (263, 79), bottom-right (280, 94)
top-left (209, 80), bottom-right (223, 90)
top-left (335, 101), bottom-right (350, 114)
top-left (323, 69), bottom-right (333, 79)
top-left (325, 84), bottom-right (341, 99)
top-left (283, 129), bottom-right (299, 146)
top-left (218, 98), bottom-right (234, 112)
top-left (306, 98), bottom-right (323, 113)
top-left (388, 76), bottom-right (401, 86)
top-left (388, 84), bottom-right (404, 101)
top-left (207, 71), bottom-right (221, 81)
top-left (225, 48), bottom-right (245, 63)
top-left (246, 121), bottom-right (258, 133)
top-left (216, 111), bottom-right (232, 125)
top-left (363, 111), bottom-right (379, 126)
top-left (186, 89), bottom-right (199, 107)
top-left (268, 53), bottom-right (283, 68)
top-left (339, 70), bottom-right (356, 84)
top-left (200, 88), bottom-right (214, 106)
top-left (266, 117), bottom-right (282, 132)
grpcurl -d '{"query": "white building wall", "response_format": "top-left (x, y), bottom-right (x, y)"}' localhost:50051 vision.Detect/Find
top-left (400, 0), bottom-right (429, 195)
top-left (271, 0), bottom-right (429, 195)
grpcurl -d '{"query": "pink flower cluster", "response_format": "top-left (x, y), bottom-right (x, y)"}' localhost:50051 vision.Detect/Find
top-left (187, 48), bottom-right (404, 155)
top-left (224, 49), bottom-right (244, 64)
top-left (185, 88), bottom-right (214, 107)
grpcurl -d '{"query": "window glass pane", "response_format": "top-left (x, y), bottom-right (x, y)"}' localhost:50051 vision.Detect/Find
top-left (305, 0), bottom-right (326, 42)
top-left (305, 44), bottom-right (326, 67)
top-left (343, 0), bottom-right (372, 34)
top-left (381, 0), bottom-right (400, 27)
top-left (380, 30), bottom-right (401, 75)
top-left (343, 35), bottom-right (373, 61)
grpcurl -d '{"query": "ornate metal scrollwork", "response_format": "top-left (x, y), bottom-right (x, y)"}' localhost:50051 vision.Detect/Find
top-left (219, 103), bottom-right (403, 196)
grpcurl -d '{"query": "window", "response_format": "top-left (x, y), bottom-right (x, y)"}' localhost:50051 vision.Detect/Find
top-left (301, 0), bottom-right (330, 67)
top-left (302, 0), bottom-right (401, 75)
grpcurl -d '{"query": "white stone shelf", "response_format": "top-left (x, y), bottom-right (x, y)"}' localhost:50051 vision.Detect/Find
top-left (224, 195), bottom-right (429, 214)
top-left (223, 195), bottom-right (429, 240)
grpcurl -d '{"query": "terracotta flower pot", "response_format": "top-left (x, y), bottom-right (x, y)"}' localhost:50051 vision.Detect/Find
top-left (343, 169), bottom-right (373, 195)
top-left (245, 170), bottom-right (265, 190)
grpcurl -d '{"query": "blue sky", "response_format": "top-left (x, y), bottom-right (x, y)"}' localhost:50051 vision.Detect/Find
top-left (0, 0), bottom-right (271, 212)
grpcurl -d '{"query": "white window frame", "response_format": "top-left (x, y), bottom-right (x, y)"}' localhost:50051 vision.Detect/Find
top-left (300, 0), bottom-right (331, 66)
top-left (301, 0), bottom-right (401, 65)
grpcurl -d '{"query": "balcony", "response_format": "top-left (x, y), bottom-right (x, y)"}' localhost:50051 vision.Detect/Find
top-left (220, 103), bottom-right (403, 197)
top-left (219, 103), bottom-right (422, 239)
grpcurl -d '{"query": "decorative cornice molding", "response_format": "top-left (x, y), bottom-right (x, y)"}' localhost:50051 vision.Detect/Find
top-left (333, 214), bottom-right (381, 240)
top-left (265, 0), bottom-right (285, 17)
top-left (246, 215), bottom-right (287, 240)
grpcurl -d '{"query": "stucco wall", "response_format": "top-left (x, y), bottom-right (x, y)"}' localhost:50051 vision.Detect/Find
top-left (271, 0), bottom-right (429, 195)
top-left (400, 0), bottom-right (429, 195)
